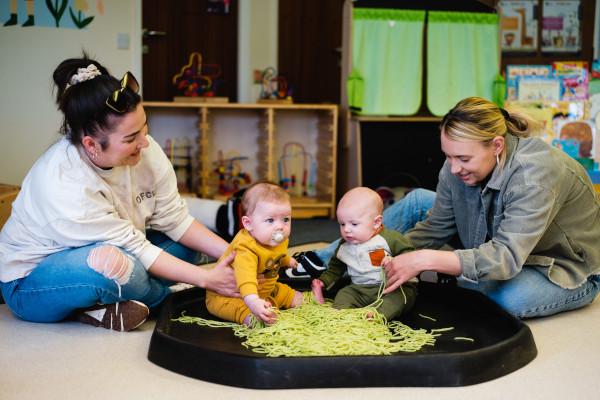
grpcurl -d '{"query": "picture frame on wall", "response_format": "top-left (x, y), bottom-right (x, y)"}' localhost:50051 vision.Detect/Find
top-left (500, 0), bottom-right (539, 52)
top-left (541, 0), bottom-right (582, 53)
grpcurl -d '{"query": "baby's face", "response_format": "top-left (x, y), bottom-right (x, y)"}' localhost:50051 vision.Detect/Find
top-left (336, 202), bottom-right (380, 245)
top-left (244, 200), bottom-right (292, 247)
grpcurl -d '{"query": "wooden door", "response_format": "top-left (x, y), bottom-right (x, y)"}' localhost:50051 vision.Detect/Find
top-left (142, 0), bottom-right (238, 102)
top-left (278, 0), bottom-right (344, 104)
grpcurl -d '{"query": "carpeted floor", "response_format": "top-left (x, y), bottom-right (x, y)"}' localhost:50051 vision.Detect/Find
top-left (290, 218), bottom-right (339, 247)
top-left (1, 242), bottom-right (598, 399)
top-left (2, 216), bottom-right (599, 399)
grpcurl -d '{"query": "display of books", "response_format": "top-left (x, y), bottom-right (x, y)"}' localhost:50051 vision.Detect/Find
top-left (517, 76), bottom-right (562, 101)
top-left (506, 63), bottom-right (590, 102)
top-left (505, 100), bottom-right (588, 137)
top-left (506, 65), bottom-right (553, 101)
top-left (552, 61), bottom-right (589, 101)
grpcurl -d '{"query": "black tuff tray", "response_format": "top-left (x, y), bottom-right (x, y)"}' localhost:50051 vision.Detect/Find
top-left (148, 282), bottom-right (537, 389)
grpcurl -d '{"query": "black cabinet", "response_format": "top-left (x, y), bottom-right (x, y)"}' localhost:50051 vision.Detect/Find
top-left (360, 120), bottom-right (445, 191)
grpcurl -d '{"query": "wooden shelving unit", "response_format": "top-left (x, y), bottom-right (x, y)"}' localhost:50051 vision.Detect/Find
top-left (144, 102), bottom-right (338, 219)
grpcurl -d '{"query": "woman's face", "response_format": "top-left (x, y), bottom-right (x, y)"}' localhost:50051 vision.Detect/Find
top-left (96, 104), bottom-right (149, 168)
top-left (440, 131), bottom-right (497, 186)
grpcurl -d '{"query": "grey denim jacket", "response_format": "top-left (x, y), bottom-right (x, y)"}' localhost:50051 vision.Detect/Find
top-left (407, 134), bottom-right (600, 289)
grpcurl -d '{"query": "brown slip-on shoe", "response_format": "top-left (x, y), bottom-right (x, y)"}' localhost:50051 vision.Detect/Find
top-left (76, 300), bottom-right (149, 332)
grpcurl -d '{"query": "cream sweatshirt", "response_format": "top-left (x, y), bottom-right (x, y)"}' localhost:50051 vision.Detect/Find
top-left (0, 136), bottom-right (193, 282)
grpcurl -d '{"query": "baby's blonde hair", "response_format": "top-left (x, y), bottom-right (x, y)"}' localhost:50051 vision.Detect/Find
top-left (241, 182), bottom-right (290, 216)
top-left (440, 97), bottom-right (541, 167)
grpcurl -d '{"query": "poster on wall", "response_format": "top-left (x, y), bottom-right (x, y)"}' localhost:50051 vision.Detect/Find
top-left (541, 0), bottom-right (581, 52)
top-left (500, 0), bottom-right (538, 51)
top-left (1, 0), bottom-right (102, 29)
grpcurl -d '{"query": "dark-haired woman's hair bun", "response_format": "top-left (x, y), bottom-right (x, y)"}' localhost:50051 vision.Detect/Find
top-left (53, 54), bottom-right (110, 105)
top-left (52, 53), bottom-right (141, 148)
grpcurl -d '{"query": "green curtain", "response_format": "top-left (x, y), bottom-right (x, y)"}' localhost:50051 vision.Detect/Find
top-left (427, 11), bottom-right (499, 116)
top-left (351, 8), bottom-right (425, 115)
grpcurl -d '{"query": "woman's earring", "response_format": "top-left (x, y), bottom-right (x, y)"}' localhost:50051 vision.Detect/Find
top-left (496, 153), bottom-right (500, 165)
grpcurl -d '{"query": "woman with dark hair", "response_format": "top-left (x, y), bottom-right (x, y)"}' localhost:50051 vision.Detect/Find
top-left (0, 56), bottom-right (238, 331)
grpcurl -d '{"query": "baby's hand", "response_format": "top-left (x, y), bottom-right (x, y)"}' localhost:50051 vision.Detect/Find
top-left (244, 294), bottom-right (277, 324)
top-left (288, 257), bottom-right (298, 269)
top-left (311, 279), bottom-right (325, 304)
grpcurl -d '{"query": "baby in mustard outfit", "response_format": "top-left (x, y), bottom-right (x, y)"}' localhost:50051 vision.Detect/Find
top-left (206, 182), bottom-right (302, 325)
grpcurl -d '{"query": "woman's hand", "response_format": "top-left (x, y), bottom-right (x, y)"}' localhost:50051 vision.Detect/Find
top-left (383, 249), bottom-right (461, 294)
top-left (383, 250), bottom-right (425, 294)
top-left (204, 251), bottom-right (240, 297)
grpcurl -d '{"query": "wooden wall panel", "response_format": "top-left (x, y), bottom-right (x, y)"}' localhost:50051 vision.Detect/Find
top-left (142, 0), bottom-right (238, 102)
top-left (278, 0), bottom-right (344, 104)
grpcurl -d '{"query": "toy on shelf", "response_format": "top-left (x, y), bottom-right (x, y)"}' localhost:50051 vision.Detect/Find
top-left (212, 150), bottom-right (251, 196)
top-left (172, 52), bottom-right (228, 103)
top-left (278, 142), bottom-right (316, 197)
top-left (258, 67), bottom-right (292, 103)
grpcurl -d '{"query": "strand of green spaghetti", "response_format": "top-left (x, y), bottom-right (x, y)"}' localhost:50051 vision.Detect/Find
top-left (363, 267), bottom-right (405, 312)
top-left (430, 327), bottom-right (454, 333)
top-left (418, 313), bottom-right (437, 321)
top-left (454, 336), bottom-right (475, 342)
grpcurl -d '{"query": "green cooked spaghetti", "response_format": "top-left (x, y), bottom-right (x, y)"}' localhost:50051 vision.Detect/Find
top-left (454, 336), bottom-right (475, 342)
top-left (418, 313), bottom-right (437, 322)
top-left (172, 293), bottom-right (443, 357)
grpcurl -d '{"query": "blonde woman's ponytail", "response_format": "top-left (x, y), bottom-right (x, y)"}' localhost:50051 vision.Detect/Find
top-left (501, 107), bottom-right (542, 138)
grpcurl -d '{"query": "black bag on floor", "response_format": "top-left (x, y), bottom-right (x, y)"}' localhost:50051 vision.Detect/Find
top-left (215, 188), bottom-right (247, 242)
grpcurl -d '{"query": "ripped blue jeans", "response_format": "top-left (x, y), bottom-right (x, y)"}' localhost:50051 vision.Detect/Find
top-left (0, 231), bottom-right (199, 323)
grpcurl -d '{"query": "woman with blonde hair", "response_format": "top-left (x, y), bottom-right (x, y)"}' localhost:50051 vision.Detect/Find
top-left (302, 97), bottom-right (600, 318)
